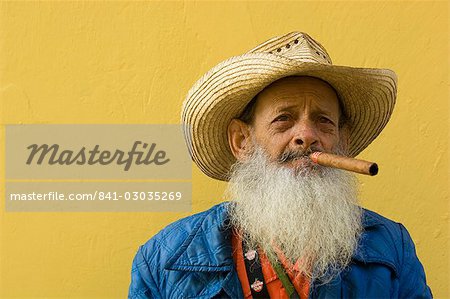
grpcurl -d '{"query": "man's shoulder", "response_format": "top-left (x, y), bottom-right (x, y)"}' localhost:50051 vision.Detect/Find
top-left (151, 201), bottom-right (229, 241)
top-left (129, 202), bottom-right (233, 298)
top-left (358, 208), bottom-right (412, 275)
top-left (354, 208), bottom-right (431, 298)
top-left (137, 201), bottom-right (230, 266)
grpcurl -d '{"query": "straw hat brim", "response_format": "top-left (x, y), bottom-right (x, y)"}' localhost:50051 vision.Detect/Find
top-left (182, 52), bottom-right (397, 181)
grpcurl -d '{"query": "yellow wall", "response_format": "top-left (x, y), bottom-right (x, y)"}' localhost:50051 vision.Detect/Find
top-left (0, 1), bottom-right (448, 298)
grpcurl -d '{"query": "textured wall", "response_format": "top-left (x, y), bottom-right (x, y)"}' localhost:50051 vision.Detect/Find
top-left (0, 1), bottom-right (448, 298)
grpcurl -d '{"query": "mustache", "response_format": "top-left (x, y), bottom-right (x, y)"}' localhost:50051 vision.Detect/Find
top-left (277, 147), bottom-right (320, 163)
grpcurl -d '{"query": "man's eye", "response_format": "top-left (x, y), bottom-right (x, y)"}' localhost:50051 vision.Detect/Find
top-left (273, 115), bottom-right (290, 122)
top-left (319, 116), bottom-right (334, 125)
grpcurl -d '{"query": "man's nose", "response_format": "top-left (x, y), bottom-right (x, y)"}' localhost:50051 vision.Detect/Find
top-left (292, 119), bottom-right (319, 150)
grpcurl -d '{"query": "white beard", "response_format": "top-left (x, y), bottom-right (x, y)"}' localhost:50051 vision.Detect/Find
top-left (226, 146), bottom-right (363, 282)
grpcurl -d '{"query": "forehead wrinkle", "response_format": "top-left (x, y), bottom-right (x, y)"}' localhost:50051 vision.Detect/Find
top-left (268, 94), bottom-right (339, 116)
top-left (261, 87), bottom-right (336, 103)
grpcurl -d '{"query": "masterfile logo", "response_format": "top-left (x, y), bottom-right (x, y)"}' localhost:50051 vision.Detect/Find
top-left (5, 124), bottom-right (192, 212)
top-left (26, 141), bottom-right (170, 171)
top-left (6, 124), bottom-right (191, 179)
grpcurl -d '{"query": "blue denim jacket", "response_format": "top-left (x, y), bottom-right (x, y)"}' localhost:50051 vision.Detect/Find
top-left (129, 202), bottom-right (432, 298)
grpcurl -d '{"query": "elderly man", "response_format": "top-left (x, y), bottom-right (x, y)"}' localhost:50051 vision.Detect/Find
top-left (128, 32), bottom-right (432, 298)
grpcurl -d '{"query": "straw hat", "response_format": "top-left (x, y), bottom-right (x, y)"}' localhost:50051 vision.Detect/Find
top-left (182, 31), bottom-right (397, 181)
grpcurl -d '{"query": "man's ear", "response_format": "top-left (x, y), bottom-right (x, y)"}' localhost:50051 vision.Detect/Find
top-left (227, 119), bottom-right (252, 161)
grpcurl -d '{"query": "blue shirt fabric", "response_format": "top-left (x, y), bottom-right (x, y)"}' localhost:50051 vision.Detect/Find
top-left (128, 202), bottom-right (432, 298)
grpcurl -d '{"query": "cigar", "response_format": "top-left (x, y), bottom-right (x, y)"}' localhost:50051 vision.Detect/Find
top-left (310, 152), bottom-right (378, 176)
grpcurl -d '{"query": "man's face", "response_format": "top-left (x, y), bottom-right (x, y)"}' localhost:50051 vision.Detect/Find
top-left (227, 77), bottom-right (361, 281)
top-left (247, 76), bottom-right (343, 169)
